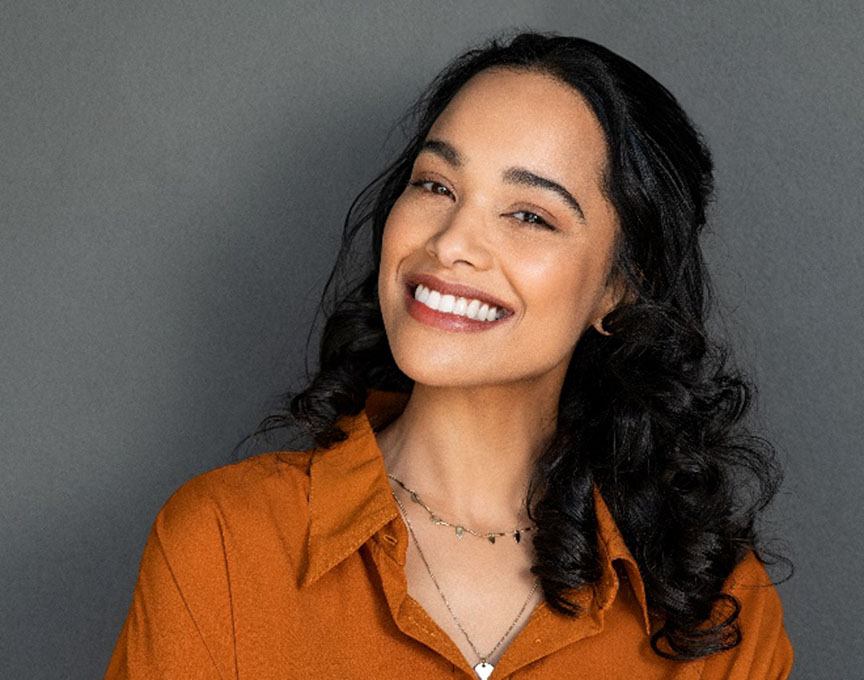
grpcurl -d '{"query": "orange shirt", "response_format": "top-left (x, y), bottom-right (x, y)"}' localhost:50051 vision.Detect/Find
top-left (106, 388), bottom-right (793, 679)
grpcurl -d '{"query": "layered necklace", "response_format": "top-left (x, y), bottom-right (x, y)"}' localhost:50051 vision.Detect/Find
top-left (388, 474), bottom-right (540, 680)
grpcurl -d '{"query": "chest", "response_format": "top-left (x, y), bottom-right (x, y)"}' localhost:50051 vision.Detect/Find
top-left (399, 516), bottom-right (543, 671)
top-left (229, 536), bottom-right (697, 679)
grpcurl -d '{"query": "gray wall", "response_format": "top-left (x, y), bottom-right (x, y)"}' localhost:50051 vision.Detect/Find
top-left (2, 1), bottom-right (861, 677)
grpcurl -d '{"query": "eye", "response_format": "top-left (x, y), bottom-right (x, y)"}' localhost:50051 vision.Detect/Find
top-left (510, 210), bottom-right (556, 231)
top-left (408, 179), bottom-right (454, 199)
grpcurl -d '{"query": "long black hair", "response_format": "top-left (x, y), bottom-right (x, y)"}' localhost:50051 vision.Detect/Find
top-left (248, 30), bottom-right (788, 660)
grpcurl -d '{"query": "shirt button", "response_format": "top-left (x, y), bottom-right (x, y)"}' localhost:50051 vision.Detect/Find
top-left (382, 533), bottom-right (398, 545)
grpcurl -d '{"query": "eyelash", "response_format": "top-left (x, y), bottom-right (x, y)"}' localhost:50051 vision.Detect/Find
top-left (408, 179), bottom-right (557, 231)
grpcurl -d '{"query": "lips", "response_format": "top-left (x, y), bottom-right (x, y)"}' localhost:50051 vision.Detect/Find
top-left (404, 272), bottom-right (515, 315)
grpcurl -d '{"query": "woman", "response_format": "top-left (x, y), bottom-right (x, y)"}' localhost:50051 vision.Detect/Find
top-left (106, 31), bottom-right (793, 679)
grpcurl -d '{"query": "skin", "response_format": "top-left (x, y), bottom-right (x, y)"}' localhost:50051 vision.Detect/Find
top-left (374, 67), bottom-right (628, 666)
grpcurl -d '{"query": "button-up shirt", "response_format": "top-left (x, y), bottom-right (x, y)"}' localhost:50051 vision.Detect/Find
top-left (106, 388), bottom-right (793, 678)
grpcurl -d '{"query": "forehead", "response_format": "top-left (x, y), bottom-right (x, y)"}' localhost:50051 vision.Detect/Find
top-left (426, 68), bottom-right (609, 182)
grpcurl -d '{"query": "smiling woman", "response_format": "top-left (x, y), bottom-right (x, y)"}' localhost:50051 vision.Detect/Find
top-left (106, 31), bottom-right (793, 679)
top-left (379, 68), bottom-right (625, 397)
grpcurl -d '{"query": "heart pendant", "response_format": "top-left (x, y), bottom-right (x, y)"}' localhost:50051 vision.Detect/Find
top-left (474, 661), bottom-right (494, 680)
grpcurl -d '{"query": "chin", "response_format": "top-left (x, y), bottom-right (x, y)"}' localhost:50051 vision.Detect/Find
top-left (388, 348), bottom-right (460, 387)
top-left (389, 344), bottom-right (529, 390)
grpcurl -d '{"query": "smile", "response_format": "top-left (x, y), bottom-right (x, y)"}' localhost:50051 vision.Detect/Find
top-left (403, 283), bottom-right (513, 332)
top-left (413, 284), bottom-right (504, 321)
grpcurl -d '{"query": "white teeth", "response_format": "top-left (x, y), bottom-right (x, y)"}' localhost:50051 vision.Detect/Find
top-left (439, 294), bottom-right (455, 313)
top-left (413, 284), bottom-right (504, 322)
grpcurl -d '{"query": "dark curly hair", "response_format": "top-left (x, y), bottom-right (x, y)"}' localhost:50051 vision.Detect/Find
top-left (247, 30), bottom-right (789, 661)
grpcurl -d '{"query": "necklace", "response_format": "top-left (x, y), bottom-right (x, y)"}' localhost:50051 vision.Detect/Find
top-left (391, 488), bottom-right (540, 680)
top-left (387, 473), bottom-right (535, 544)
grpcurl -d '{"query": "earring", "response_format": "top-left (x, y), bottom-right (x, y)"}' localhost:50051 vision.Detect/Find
top-left (593, 316), bottom-right (613, 336)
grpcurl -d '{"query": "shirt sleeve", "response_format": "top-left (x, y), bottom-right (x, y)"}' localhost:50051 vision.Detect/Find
top-left (698, 550), bottom-right (794, 680)
top-left (104, 478), bottom-right (236, 680)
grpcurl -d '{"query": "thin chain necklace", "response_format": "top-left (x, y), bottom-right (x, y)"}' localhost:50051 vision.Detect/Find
top-left (390, 488), bottom-right (540, 680)
top-left (387, 473), bottom-right (535, 544)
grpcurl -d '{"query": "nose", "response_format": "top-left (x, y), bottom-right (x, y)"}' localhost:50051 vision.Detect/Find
top-left (424, 199), bottom-right (493, 269)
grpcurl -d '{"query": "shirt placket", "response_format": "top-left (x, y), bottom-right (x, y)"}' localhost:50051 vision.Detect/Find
top-left (364, 517), bottom-right (614, 679)
top-left (366, 516), bottom-right (482, 677)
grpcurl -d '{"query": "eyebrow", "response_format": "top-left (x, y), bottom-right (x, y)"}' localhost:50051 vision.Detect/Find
top-left (418, 138), bottom-right (586, 221)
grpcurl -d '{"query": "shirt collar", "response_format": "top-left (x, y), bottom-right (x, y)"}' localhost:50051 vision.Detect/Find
top-left (299, 387), bottom-right (651, 636)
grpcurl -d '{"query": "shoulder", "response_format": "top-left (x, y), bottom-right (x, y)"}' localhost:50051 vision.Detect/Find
top-left (699, 549), bottom-right (794, 679)
top-left (108, 452), bottom-right (317, 677)
top-left (151, 451), bottom-right (315, 560)
top-left (722, 550), bottom-right (789, 628)
top-left (725, 549), bottom-right (778, 586)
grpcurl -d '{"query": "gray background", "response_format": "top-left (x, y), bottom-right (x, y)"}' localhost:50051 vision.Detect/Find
top-left (1, 1), bottom-right (861, 678)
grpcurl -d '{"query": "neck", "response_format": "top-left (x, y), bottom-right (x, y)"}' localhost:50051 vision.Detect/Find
top-left (377, 381), bottom-right (560, 528)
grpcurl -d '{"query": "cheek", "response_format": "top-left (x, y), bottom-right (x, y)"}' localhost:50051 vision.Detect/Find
top-left (516, 250), bottom-right (609, 327)
top-left (380, 195), bottom-right (445, 282)
top-left (379, 202), bottom-right (421, 301)
top-left (381, 198), bottom-right (420, 257)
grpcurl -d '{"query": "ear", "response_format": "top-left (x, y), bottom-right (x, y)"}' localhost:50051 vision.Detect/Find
top-left (591, 273), bottom-right (635, 336)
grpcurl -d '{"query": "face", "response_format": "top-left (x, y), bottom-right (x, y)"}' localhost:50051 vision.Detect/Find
top-left (378, 68), bottom-right (626, 391)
